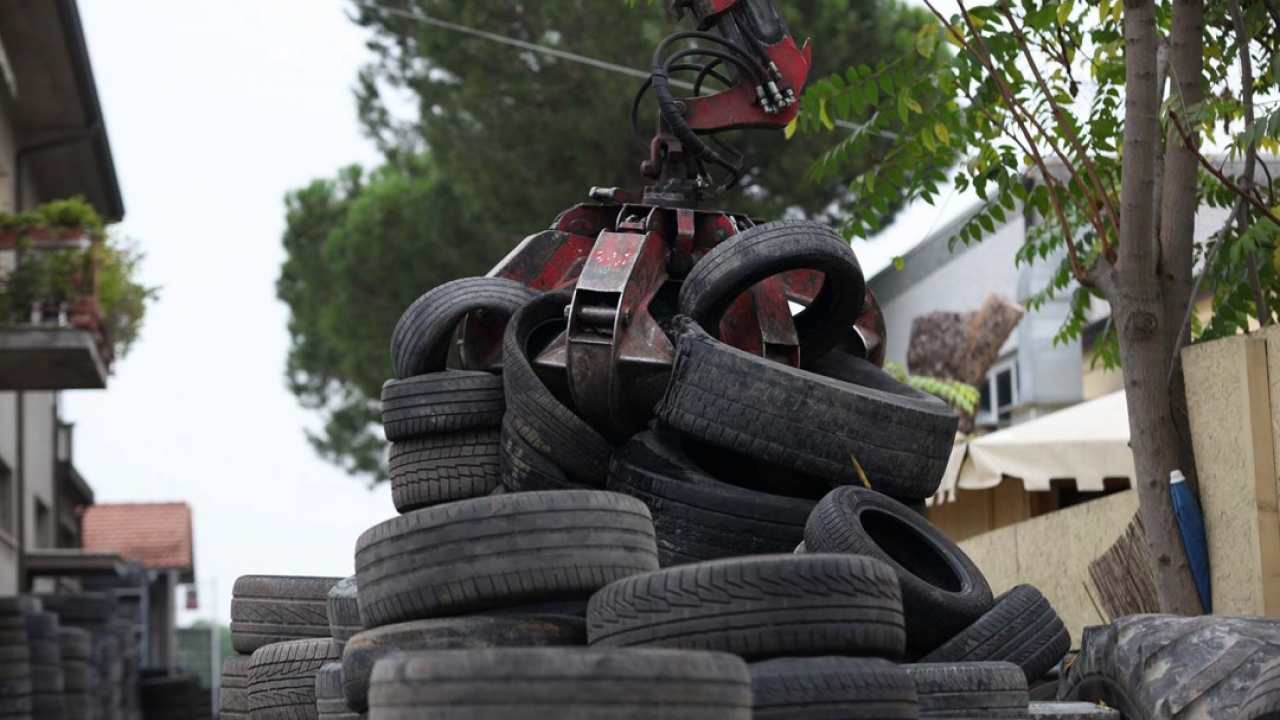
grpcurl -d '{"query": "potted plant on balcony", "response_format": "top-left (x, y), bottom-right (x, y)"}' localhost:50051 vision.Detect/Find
top-left (0, 197), bottom-right (154, 365)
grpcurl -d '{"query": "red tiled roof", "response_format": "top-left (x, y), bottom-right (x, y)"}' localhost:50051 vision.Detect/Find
top-left (81, 503), bottom-right (193, 572)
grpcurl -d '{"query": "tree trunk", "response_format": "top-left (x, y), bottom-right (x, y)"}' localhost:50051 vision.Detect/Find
top-left (1159, 0), bottom-right (1206, 498)
top-left (1111, 0), bottom-right (1203, 615)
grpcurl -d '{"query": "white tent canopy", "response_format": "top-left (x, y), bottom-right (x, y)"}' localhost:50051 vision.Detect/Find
top-left (933, 391), bottom-right (1135, 504)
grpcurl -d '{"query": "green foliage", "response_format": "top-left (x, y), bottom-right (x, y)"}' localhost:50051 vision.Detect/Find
top-left (278, 157), bottom-right (503, 479)
top-left (0, 196), bottom-right (106, 237)
top-left (96, 236), bottom-right (159, 359)
top-left (0, 198), bottom-right (155, 361)
top-left (800, 0), bottom-right (1280, 365)
top-left (884, 362), bottom-right (980, 415)
top-left (284, 0), bottom-right (944, 482)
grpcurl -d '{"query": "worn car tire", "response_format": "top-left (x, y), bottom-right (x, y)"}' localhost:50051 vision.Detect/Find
top-left (906, 662), bottom-right (1028, 719)
top-left (805, 487), bottom-right (993, 653)
top-left (1061, 615), bottom-right (1280, 720)
top-left (587, 554), bottom-right (905, 661)
top-left (389, 429), bottom-right (502, 512)
top-left (31, 594), bottom-right (114, 626)
top-left (498, 412), bottom-right (591, 493)
top-left (248, 638), bottom-right (339, 720)
top-left (230, 575), bottom-right (341, 654)
top-left (391, 277), bottom-right (539, 379)
top-left (1241, 660), bottom-right (1280, 720)
top-left (367, 647), bottom-right (751, 720)
top-left (920, 584), bottom-right (1069, 681)
top-left (657, 321), bottom-right (957, 498)
top-left (502, 291), bottom-right (613, 486)
top-left (607, 429), bottom-right (815, 565)
top-left (679, 219), bottom-right (865, 363)
top-left (355, 490), bottom-right (658, 628)
top-left (219, 654), bottom-right (252, 718)
top-left (327, 577), bottom-right (362, 653)
top-left (57, 628), bottom-right (89, 662)
top-left (341, 615), bottom-right (586, 712)
top-left (381, 371), bottom-right (505, 441)
top-left (750, 657), bottom-right (918, 720)
top-left (315, 663), bottom-right (359, 719)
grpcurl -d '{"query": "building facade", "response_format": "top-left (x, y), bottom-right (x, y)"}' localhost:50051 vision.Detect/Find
top-left (0, 0), bottom-right (124, 594)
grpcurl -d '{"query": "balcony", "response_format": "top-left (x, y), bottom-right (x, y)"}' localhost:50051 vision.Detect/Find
top-left (0, 226), bottom-right (112, 390)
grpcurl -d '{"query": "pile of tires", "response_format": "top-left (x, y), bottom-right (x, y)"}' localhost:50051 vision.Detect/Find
top-left (216, 219), bottom-right (1092, 718)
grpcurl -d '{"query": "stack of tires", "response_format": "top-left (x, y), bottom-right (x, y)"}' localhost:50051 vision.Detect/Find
top-left (36, 592), bottom-right (126, 720)
top-left (140, 674), bottom-right (202, 720)
top-left (222, 219), bottom-right (1084, 717)
top-left (59, 628), bottom-right (91, 720)
top-left (0, 598), bottom-right (31, 720)
top-left (224, 575), bottom-right (342, 720)
top-left (24, 608), bottom-right (66, 720)
top-left (382, 279), bottom-right (538, 513)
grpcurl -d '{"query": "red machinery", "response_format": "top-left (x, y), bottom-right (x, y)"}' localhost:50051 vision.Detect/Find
top-left (471, 0), bottom-right (886, 441)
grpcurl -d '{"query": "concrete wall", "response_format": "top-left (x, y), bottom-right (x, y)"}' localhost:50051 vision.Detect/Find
top-left (1183, 329), bottom-right (1280, 617)
top-left (959, 489), bottom-right (1139, 645)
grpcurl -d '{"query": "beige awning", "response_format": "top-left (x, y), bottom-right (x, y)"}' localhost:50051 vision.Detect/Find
top-left (931, 391), bottom-right (1135, 504)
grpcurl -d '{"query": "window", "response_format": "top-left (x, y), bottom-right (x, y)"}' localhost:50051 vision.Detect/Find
top-left (35, 499), bottom-right (50, 549)
top-left (0, 461), bottom-right (12, 540)
top-left (976, 358), bottom-right (1020, 428)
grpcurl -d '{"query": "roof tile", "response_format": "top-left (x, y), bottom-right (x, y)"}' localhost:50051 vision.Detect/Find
top-left (80, 503), bottom-right (193, 572)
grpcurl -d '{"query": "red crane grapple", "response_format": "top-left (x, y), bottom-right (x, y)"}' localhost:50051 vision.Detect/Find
top-left (463, 0), bottom-right (886, 441)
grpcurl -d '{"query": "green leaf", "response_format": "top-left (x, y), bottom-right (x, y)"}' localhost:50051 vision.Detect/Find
top-left (1057, 0), bottom-right (1075, 26)
top-left (935, 123), bottom-right (951, 145)
top-left (818, 99), bottom-right (835, 131)
top-left (893, 256), bottom-right (905, 271)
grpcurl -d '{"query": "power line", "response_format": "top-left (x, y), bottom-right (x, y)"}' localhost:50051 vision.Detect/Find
top-left (354, 2), bottom-right (696, 90)
top-left (354, 1), bottom-right (886, 136)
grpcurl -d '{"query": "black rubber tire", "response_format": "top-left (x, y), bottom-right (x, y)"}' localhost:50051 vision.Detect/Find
top-left (750, 657), bottom-right (918, 720)
top-left (657, 320), bottom-right (957, 498)
top-left (920, 584), bottom-right (1070, 681)
top-left (31, 693), bottom-right (66, 720)
top-left (498, 412), bottom-right (590, 492)
top-left (1060, 615), bottom-right (1280, 720)
top-left (389, 429), bottom-right (502, 512)
top-left (61, 662), bottom-right (89, 692)
top-left (502, 290), bottom-right (613, 486)
top-left (315, 663), bottom-right (359, 719)
top-left (24, 613), bottom-right (58, 639)
top-left (230, 576), bottom-right (341, 654)
top-left (391, 277), bottom-right (539, 379)
top-left (341, 615), bottom-right (586, 712)
top-left (355, 490), bottom-right (659, 628)
top-left (367, 647), bottom-right (751, 719)
top-left (679, 219), bottom-right (866, 363)
top-left (805, 487), bottom-right (993, 653)
top-left (327, 577), bottom-right (362, 652)
top-left (220, 654), bottom-right (252, 715)
top-left (30, 594), bottom-right (115, 625)
top-left (28, 666), bottom-right (61, 693)
top-left (58, 628), bottom-right (90, 661)
top-left (905, 662), bottom-right (1028, 719)
top-left (248, 638), bottom-right (339, 720)
top-left (1241, 660), bottom-right (1280, 720)
top-left (28, 638), bottom-right (59, 666)
top-left (607, 429), bottom-right (815, 565)
top-left (381, 371), bottom-right (505, 441)
top-left (587, 554), bottom-right (905, 661)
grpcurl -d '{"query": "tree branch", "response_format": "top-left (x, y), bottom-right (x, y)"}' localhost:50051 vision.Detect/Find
top-left (1228, 0), bottom-right (1267, 326)
top-left (922, 0), bottom-right (1096, 284)
top-left (1169, 113), bottom-right (1279, 226)
top-left (996, 3), bottom-right (1120, 262)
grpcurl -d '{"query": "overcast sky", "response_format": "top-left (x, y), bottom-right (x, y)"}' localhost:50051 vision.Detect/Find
top-left (58, 0), bottom-right (966, 627)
